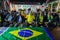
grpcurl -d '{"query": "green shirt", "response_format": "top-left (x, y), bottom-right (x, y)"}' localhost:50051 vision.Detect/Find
top-left (48, 14), bottom-right (53, 20)
top-left (26, 14), bottom-right (35, 24)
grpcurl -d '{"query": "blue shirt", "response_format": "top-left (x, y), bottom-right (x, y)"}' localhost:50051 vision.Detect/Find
top-left (18, 16), bottom-right (22, 22)
top-left (8, 15), bottom-right (12, 22)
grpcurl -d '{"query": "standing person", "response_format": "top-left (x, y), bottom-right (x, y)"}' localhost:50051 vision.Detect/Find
top-left (53, 13), bottom-right (59, 27)
top-left (13, 12), bottom-right (22, 27)
top-left (39, 12), bottom-right (44, 27)
top-left (5, 13), bottom-right (13, 27)
top-left (43, 9), bottom-right (48, 22)
top-left (17, 12), bottom-right (22, 27)
top-left (0, 10), bottom-right (5, 26)
top-left (59, 13), bottom-right (60, 27)
top-left (47, 11), bottom-right (56, 28)
top-left (20, 10), bottom-right (26, 26)
top-left (26, 11), bottom-right (35, 27)
top-left (24, 9), bottom-right (28, 15)
top-left (34, 9), bottom-right (41, 27)
top-left (0, 12), bottom-right (3, 26)
top-left (58, 12), bottom-right (60, 27)
top-left (27, 8), bottom-right (31, 15)
top-left (0, 11), bottom-right (5, 27)
top-left (47, 11), bottom-right (53, 22)
top-left (12, 11), bottom-right (19, 27)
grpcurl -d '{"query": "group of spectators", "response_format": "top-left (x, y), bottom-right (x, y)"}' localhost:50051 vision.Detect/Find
top-left (0, 9), bottom-right (60, 28)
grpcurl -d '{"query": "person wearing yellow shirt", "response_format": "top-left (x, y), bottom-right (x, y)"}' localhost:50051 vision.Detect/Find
top-left (39, 12), bottom-right (44, 27)
top-left (39, 14), bottom-right (44, 23)
top-left (26, 12), bottom-right (35, 27)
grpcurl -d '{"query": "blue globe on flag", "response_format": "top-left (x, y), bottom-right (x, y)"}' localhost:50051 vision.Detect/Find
top-left (18, 30), bottom-right (33, 37)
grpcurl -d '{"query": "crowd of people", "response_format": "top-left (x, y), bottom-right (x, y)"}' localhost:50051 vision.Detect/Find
top-left (0, 8), bottom-right (60, 28)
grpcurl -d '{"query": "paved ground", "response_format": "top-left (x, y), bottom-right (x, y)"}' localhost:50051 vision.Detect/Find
top-left (48, 27), bottom-right (60, 40)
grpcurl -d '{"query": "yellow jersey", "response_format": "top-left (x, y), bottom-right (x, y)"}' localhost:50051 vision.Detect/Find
top-left (39, 15), bottom-right (43, 23)
top-left (26, 14), bottom-right (35, 24)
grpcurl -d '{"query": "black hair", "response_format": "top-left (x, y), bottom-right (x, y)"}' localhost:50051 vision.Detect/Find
top-left (28, 8), bottom-right (31, 11)
top-left (37, 9), bottom-right (41, 12)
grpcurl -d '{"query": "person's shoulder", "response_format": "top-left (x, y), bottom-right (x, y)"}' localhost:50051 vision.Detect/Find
top-left (26, 15), bottom-right (29, 17)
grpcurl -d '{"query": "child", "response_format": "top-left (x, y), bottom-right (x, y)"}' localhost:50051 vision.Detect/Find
top-left (26, 12), bottom-right (35, 27)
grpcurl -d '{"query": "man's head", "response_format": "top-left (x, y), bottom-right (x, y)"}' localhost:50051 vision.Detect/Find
top-left (31, 11), bottom-right (34, 15)
top-left (28, 8), bottom-right (31, 12)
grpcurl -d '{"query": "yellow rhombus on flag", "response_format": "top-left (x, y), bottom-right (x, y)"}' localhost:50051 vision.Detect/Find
top-left (9, 28), bottom-right (43, 40)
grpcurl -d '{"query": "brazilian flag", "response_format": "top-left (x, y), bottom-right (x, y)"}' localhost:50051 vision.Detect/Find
top-left (0, 27), bottom-right (54, 40)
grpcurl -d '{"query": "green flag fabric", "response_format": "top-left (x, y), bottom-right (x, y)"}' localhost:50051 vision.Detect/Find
top-left (0, 27), bottom-right (52, 40)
